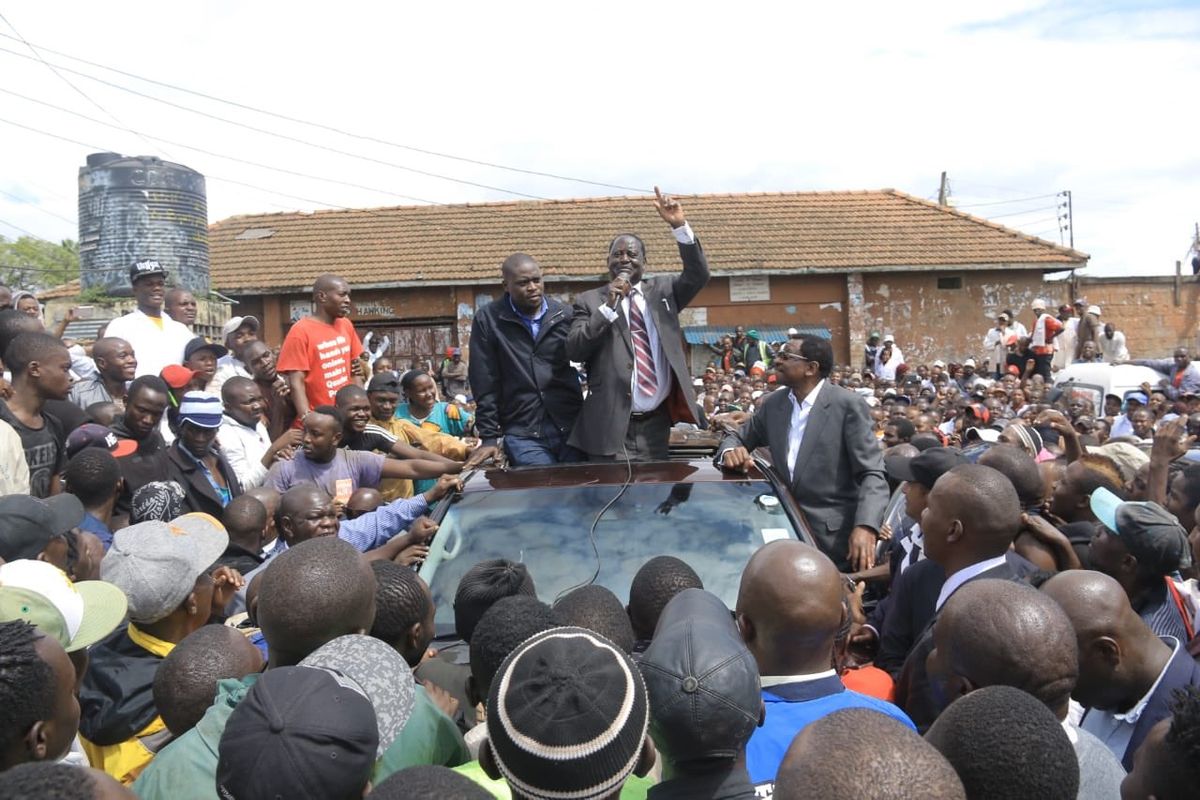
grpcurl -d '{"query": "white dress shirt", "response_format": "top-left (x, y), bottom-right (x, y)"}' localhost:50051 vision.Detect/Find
top-left (599, 222), bottom-right (695, 413)
top-left (1081, 636), bottom-right (1181, 763)
top-left (217, 414), bottom-right (273, 489)
top-left (786, 380), bottom-right (825, 480)
top-left (934, 554), bottom-right (1008, 612)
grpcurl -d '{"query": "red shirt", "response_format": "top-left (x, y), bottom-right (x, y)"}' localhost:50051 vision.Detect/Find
top-left (276, 316), bottom-right (363, 410)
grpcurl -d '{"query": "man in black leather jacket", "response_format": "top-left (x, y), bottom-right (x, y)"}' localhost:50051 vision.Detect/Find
top-left (467, 253), bottom-right (583, 467)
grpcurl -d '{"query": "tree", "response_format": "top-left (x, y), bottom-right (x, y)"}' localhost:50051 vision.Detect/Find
top-left (0, 236), bottom-right (81, 292)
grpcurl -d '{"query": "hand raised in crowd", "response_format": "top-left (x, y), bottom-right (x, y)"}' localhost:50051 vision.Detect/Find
top-left (422, 474), bottom-right (463, 504)
top-left (847, 526), bottom-right (878, 573)
top-left (273, 374), bottom-right (291, 398)
top-left (1151, 416), bottom-right (1195, 463)
top-left (1035, 409), bottom-right (1075, 438)
top-left (267, 429), bottom-right (302, 463)
top-left (652, 185), bottom-right (687, 228)
top-left (210, 566), bottom-right (246, 613)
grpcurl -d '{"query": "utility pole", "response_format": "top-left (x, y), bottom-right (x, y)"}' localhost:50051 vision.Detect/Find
top-left (1058, 191), bottom-right (1073, 249)
top-left (937, 171), bottom-right (949, 205)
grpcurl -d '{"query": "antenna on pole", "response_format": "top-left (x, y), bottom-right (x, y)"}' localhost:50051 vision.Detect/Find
top-left (937, 172), bottom-right (949, 205)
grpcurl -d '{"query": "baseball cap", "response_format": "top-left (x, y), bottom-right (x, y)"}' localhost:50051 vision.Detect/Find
top-left (177, 392), bottom-right (223, 429)
top-left (0, 560), bottom-right (127, 652)
top-left (787, 327), bottom-right (799, 336)
top-left (885, 446), bottom-right (967, 489)
top-left (487, 627), bottom-right (649, 800)
top-left (966, 403), bottom-right (991, 425)
top-left (184, 336), bottom-right (228, 362)
top-left (1090, 488), bottom-right (1193, 574)
top-left (160, 364), bottom-right (198, 390)
top-left (1124, 391), bottom-right (1148, 405)
top-left (883, 334), bottom-right (895, 343)
top-left (1058, 304), bottom-right (1072, 314)
top-left (965, 427), bottom-right (1001, 444)
top-left (298, 634), bottom-right (415, 756)
top-left (1087, 305), bottom-right (1102, 316)
top-left (129, 259), bottom-right (167, 284)
top-left (217, 666), bottom-right (378, 800)
top-left (66, 423), bottom-right (138, 459)
top-left (1031, 299), bottom-right (1047, 311)
top-left (932, 359), bottom-right (946, 368)
top-left (100, 513), bottom-right (228, 624)
top-left (221, 316), bottom-right (260, 338)
top-left (639, 589), bottom-right (759, 765)
top-left (367, 374), bottom-right (401, 393)
top-left (997, 312), bottom-right (1009, 321)
top-left (963, 358), bottom-right (977, 368)
top-left (0, 494), bottom-right (85, 562)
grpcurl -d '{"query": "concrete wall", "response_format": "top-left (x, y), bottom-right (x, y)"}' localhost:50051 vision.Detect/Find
top-left (858, 270), bottom-right (1048, 367)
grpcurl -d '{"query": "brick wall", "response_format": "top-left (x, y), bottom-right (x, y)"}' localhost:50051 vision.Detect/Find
top-left (1050, 276), bottom-right (1200, 359)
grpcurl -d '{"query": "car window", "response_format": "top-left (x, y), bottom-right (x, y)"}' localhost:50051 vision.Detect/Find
top-left (419, 480), bottom-right (798, 637)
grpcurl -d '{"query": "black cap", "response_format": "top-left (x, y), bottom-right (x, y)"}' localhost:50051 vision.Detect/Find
top-left (367, 374), bottom-right (401, 393)
top-left (129, 259), bottom-right (167, 283)
top-left (0, 494), bottom-right (85, 561)
top-left (639, 589), bottom-right (760, 765)
top-left (183, 336), bottom-right (228, 361)
top-left (216, 666), bottom-right (378, 800)
top-left (884, 446), bottom-right (966, 490)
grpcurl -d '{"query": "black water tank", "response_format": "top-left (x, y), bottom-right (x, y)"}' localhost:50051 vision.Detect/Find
top-left (77, 153), bottom-right (209, 296)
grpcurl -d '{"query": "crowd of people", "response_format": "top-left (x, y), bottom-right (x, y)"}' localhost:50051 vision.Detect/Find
top-left (2, 189), bottom-right (1200, 799)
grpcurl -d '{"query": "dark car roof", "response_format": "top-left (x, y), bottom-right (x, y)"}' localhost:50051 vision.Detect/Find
top-left (461, 459), bottom-right (766, 494)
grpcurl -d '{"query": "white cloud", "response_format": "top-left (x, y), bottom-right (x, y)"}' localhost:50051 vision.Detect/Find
top-left (0, 1), bottom-right (1196, 276)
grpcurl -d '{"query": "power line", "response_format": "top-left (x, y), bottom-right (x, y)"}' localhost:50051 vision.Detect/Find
top-left (0, 30), bottom-right (649, 195)
top-left (979, 205), bottom-right (1059, 221)
top-left (0, 217), bottom-right (41, 238)
top-left (952, 193), bottom-right (1060, 209)
top-left (0, 45), bottom-right (550, 201)
top-left (0, 186), bottom-right (76, 225)
top-left (0, 117), bottom-right (585, 251)
top-left (0, 13), bottom-right (168, 160)
top-left (1, 88), bottom-right (450, 206)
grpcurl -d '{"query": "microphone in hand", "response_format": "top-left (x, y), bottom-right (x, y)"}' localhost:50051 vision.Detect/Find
top-left (607, 268), bottom-right (633, 309)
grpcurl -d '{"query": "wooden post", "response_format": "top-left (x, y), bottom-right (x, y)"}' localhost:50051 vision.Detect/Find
top-left (1176, 260), bottom-right (1182, 306)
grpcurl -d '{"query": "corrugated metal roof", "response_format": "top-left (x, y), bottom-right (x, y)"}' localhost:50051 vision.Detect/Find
top-left (683, 325), bottom-right (830, 345)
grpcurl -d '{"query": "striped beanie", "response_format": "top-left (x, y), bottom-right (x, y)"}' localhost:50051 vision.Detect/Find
top-left (486, 627), bottom-right (649, 800)
top-left (177, 391), bottom-right (223, 429)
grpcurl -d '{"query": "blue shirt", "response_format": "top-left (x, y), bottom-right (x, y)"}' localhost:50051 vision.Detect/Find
top-left (746, 672), bottom-right (916, 789)
top-left (508, 294), bottom-right (549, 339)
top-left (78, 512), bottom-right (113, 551)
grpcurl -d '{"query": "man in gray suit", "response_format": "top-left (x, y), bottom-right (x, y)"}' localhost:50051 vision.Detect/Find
top-left (567, 188), bottom-right (709, 461)
top-left (718, 336), bottom-right (888, 573)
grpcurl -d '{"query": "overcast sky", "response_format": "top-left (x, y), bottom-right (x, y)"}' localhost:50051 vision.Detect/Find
top-left (0, 1), bottom-right (1196, 277)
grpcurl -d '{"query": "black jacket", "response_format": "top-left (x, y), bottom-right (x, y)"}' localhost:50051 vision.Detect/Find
top-left (468, 295), bottom-right (583, 444)
top-left (79, 625), bottom-right (163, 746)
top-left (164, 442), bottom-right (243, 519)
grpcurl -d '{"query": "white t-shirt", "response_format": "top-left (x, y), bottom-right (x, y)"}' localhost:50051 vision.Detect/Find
top-left (103, 309), bottom-right (194, 378)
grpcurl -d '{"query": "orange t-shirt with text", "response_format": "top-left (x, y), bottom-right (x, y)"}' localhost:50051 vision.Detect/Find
top-left (276, 316), bottom-right (363, 410)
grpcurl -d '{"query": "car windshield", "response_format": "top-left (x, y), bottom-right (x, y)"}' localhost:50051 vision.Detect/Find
top-left (419, 478), bottom-right (799, 637)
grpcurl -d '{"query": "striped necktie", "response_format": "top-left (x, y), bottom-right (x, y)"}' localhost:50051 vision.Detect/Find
top-left (628, 290), bottom-right (658, 398)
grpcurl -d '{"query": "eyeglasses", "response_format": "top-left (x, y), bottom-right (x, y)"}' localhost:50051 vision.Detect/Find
top-left (775, 351), bottom-right (813, 363)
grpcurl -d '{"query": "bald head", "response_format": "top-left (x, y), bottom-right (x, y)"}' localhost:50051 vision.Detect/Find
top-left (736, 541), bottom-right (845, 675)
top-left (279, 484), bottom-right (326, 522)
top-left (501, 252), bottom-right (537, 276)
top-left (313, 274), bottom-right (346, 293)
top-left (775, 709), bottom-right (965, 800)
top-left (922, 465), bottom-right (1021, 570)
top-left (932, 579), bottom-right (1077, 719)
top-left (1041, 569), bottom-right (1171, 711)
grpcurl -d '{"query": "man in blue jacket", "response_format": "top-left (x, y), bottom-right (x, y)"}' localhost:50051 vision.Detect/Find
top-left (468, 253), bottom-right (583, 466)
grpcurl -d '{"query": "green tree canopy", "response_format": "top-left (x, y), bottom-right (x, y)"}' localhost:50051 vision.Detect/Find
top-left (0, 236), bottom-right (80, 292)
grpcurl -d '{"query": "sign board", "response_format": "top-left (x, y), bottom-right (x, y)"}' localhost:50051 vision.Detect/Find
top-left (289, 300), bottom-right (312, 322)
top-left (678, 306), bottom-right (708, 326)
top-left (730, 275), bottom-right (770, 303)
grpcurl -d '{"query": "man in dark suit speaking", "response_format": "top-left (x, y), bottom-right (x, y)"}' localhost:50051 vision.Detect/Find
top-left (567, 187), bottom-right (709, 461)
top-left (718, 335), bottom-right (888, 572)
